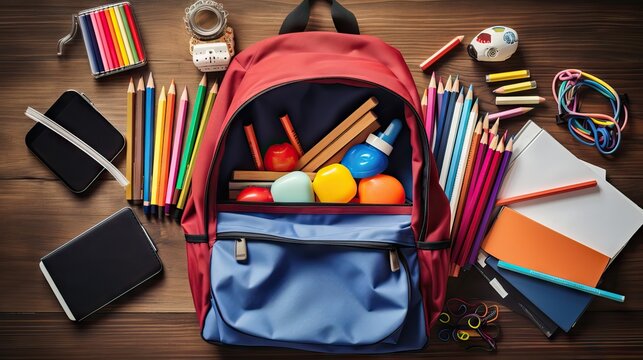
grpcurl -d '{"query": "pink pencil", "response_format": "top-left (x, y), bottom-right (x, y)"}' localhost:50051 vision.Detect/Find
top-left (93, 11), bottom-right (115, 70)
top-left (165, 86), bottom-right (189, 215)
top-left (457, 137), bottom-right (505, 266)
top-left (420, 35), bottom-right (464, 71)
top-left (98, 10), bottom-right (119, 69)
top-left (488, 107), bottom-right (534, 121)
top-left (426, 72), bottom-right (437, 146)
top-left (88, 12), bottom-right (110, 71)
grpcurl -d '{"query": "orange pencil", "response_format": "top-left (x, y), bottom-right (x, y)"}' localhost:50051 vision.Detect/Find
top-left (451, 118), bottom-right (483, 238)
top-left (496, 180), bottom-right (598, 207)
top-left (158, 80), bottom-right (176, 212)
top-left (279, 114), bottom-right (304, 156)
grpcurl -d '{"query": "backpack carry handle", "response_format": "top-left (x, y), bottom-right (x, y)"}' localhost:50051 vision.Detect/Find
top-left (279, 0), bottom-right (360, 35)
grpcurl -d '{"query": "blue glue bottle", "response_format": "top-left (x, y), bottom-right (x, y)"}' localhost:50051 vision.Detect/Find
top-left (341, 118), bottom-right (402, 178)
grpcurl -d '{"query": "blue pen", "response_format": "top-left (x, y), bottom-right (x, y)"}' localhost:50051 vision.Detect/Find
top-left (436, 79), bottom-right (460, 172)
top-left (143, 73), bottom-right (155, 215)
top-left (434, 76), bottom-right (453, 159)
top-left (497, 260), bottom-right (625, 303)
top-left (445, 86), bottom-right (475, 199)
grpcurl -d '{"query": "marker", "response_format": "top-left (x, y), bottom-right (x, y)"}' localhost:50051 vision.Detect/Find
top-left (497, 260), bottom-right (625, 302)
top-left (485, 70), bottom-right (530, 83)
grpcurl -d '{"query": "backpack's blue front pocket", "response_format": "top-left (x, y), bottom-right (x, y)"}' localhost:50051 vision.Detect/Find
top-left (203, 212), bottom-right (427, 353)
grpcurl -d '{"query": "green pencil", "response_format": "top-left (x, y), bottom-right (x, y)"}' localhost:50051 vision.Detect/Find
top-left (117, 5), bottom-right (139, 63)
top-left (176, 74), bottom-right (207, 190)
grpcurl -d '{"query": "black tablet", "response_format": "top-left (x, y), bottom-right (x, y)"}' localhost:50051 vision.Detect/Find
top-left (25, 90), bottom-right (125, 193)
top-left (39, 208), bottom-right (162, 321)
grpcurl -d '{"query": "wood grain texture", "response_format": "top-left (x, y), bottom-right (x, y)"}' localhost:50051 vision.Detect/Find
top-left (1, 0), bottom-right (642, 358)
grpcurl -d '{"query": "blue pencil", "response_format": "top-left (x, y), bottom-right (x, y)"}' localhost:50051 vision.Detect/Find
top-left (445, 85), bottom-right (474, 198)
top-left (434, 75), bottom-right (453, 158)
top-left (78, 14), bottom-right (101, 74)
top-left (497, 260), bottom-right (625, 303)
top-left (436, 77), bottom-right (460, 171)
top-left (143, 73), bottom-right (155, 215)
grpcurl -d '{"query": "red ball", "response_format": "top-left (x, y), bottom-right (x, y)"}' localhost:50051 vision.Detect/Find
top-left (236, 187), bottom-right (274, 202)
top-left (264, 143), bottom-right (300, 172)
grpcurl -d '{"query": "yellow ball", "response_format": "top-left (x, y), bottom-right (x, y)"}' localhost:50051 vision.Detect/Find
top-left (312, 164), bottom-right (357, 203)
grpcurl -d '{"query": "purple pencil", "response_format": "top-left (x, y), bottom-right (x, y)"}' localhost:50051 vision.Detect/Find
top-left (466, 137), bottom-right (513, 265)
top-left (488, 106), bottom-right (534, 121)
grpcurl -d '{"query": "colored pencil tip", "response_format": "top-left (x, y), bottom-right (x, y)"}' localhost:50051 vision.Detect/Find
top-left (456, 35), bottom-right (465, 41)
top-left (429, 73), bottom-right (436, 88)
top-left (128, 78), bottom-right (135, 92)
top-left (210, 82), bottom-right (218, 93)
top-left (147, 73), bottom-right (154, 87)
top-left (169, 81), bottom-right (176, 93)
top-left (181, 86), bottom-right (188, 100)
top-left (538, 96), bottom-right (546, 103)
top-left (137, 76), bottom-right (145, 90)
top-left (200, 73), bottom-right (207, 85)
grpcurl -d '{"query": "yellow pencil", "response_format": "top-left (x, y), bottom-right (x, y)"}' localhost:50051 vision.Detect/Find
top-left (176, 81), bottom-right (218, 211)
top-left (108, 6), bottom-right (130, 66)
top-left (113, 5), bottom-right (134, 65)
top-left (150, 86), bottom-right (167, 211)
top-left (493, 80), bottom-right (537, 94)
top-left (485, 70), bottom-right (530, 83)
top-left (125, 78), bottom-right (135, 200)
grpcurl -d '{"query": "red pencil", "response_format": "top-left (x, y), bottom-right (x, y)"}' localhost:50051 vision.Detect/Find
top-left (124, 3), bottom-right (145, 61)
top-left (457, 137), bottom-right (505, 266)
top-left (420, 35), bottom-right (464, 71)
top-left (426, 73), bottom-right (437, 147)
top-left (98, 10), bottom-right (119, 68)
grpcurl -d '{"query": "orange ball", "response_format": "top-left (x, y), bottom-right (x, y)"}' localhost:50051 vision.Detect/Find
top-left (358, 174), bottom-right (406, 204)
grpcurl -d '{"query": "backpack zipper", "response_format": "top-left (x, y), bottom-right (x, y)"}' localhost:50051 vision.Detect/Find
top-left (203, 77), bottom-right (430, 243)
top-left (217, 231), bottom-right (408, 272)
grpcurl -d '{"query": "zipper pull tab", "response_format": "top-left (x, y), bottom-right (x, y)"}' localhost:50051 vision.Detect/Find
top-left (235, 238), bottom-right (247, 261)
top-left (389, 249), bottom-right (400, 272)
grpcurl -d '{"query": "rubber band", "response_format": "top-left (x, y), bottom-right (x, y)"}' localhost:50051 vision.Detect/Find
top-left (552, 69), bottom-right (628, 156)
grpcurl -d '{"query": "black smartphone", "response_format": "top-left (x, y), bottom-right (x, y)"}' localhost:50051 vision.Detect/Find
top-left (25, 90), bottom-right (125, 193)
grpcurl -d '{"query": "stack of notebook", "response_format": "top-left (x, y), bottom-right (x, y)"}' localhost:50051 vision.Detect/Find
top-left (475, 121), bottom-right (643, 336)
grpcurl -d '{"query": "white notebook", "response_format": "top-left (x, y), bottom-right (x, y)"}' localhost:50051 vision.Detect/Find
top-left (498, 121), bottom-right (643, 259)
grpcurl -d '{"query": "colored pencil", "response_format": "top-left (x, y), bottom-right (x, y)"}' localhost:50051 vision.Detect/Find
top-left (451, 133), bottom-right (495, 260)
top-left (434, 75), bottom-right (452, 157)
top-left (125, 78), bottom-right (135, 200)
top-left (104, 8), bottom-right (123, 67)
top-left (451, 117), bottom-right (482, 232)
top-left (109, 6), bottom-right (130, 66)
top-left (458, 137), bottom-right (504, 266)
top-left (83, 14), bottom-right (104, 73)
top-left (98, 10), bottom-right (119, 69)
top-left (77, 15), bottom-right (99, 74)
top-left (158, 81), bottom-right (176, 213)
top-left (177, 74), bottom-right (207, 191)
top-left (89, 11), bottom-right (111, 70)
top-left (420, 35), bottom-right (464, 71)
top-left (426, 73), bottom-right (437, 145)
top-left (279, 115), bottom-right (304, 156)
top-left (421, 87), bottom-right (428, 123)
top-left (467, 138), bottom-right (512, 265)
top-left (439, 88), bottom-right (464, 189)
top-left (496, 96), bottom-right (545, 106)
top-left (448, 99), bottom-right (478, 226)
top-left (445, 85), bottom-right (474, 198)
top-left (124, 3), bottom-right (145, 61)
top-left (434, 77), bottom-right (444, 151)
top-left (496, 179), bottom-right (598, 207)
top-left (133, 77), bottom-right (145, 202)
top-left (489, 118), bottom-right (500, 138)
top-left (143, 73), bottom-right (155, 214)
top-left (488, 107), bottom-right (534, 121)
top-left (436, 77), bottom-right (460, 171)
top-left (176, 82), bottom-right (219, 216)
top-left (485, 70), bottom-right (530, 83)
top-left (470, 116), bottom-right (490, 186)
top-left (151, 86), bottom-right (167, 214)
top-left (118, 5), bottom-right (139, 63)
top-left (113, 5), bottom-right (134, 64)
top-left (493, 81), bottom-right (537, 94)
top-left (497, 260), bottom-right (625, 303)
top-left (165, 86), bottom-right (189, 215)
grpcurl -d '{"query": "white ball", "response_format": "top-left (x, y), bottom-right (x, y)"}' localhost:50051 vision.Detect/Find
top-left (467, 26), bottom-right (519, 62)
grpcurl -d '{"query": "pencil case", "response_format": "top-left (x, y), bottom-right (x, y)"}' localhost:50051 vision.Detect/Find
top-left (57, 1), bottom-right (147, 78)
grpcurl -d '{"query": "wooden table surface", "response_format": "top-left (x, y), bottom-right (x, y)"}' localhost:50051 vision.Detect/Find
top-left (1, 0), bottom-right (642, 358)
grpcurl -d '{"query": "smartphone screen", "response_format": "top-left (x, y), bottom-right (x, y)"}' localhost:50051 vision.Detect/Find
top-left (25, 91), bottom-right (125, 193)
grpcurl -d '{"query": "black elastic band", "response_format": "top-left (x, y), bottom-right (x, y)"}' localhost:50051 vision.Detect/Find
top-left (417, 239), bottom-right (451, 250)
top-left (279, 0), bottom-right (359, 35)
top-left (185, 234), bottom-right (208, 243)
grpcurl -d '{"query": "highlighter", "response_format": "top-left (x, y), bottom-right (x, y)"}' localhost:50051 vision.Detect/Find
top-left (341, 119), bottom-right (402, 178)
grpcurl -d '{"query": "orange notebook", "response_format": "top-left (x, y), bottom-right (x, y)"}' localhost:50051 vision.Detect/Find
top-left (481, 207), bottom-right (609, 287)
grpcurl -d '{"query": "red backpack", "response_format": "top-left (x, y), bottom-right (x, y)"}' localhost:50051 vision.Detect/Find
top-left (181, 0), bottom-right (451, 352)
